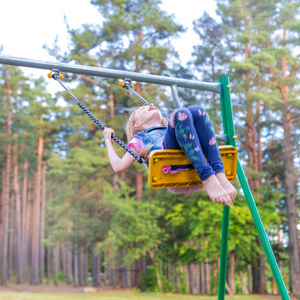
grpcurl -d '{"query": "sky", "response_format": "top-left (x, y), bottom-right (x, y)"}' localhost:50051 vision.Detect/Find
top-left (1, 0), bottom-right (217, 91)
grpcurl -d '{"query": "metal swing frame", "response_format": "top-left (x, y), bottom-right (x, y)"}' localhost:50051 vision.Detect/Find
top-left (0, 55), bottom-right (290, 300)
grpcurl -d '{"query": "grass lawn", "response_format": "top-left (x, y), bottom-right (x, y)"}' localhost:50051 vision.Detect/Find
top-left (0, 291), bottom-right (284, 300)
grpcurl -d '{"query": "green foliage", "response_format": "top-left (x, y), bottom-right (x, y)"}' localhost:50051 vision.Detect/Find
top-left (103, 182), bottom-right (165, 265)
top-left (138, 265), bottom-right (160, 292)
top-left (139, 265), bottom-right (186, 293)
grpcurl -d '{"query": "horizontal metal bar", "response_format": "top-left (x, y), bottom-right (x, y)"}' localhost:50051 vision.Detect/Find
top-left (0, 55), bottom-right (221, 94)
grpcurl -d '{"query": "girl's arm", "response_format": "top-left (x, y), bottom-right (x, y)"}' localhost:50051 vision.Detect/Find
top-left (103, 127), bottom-right (137, 173)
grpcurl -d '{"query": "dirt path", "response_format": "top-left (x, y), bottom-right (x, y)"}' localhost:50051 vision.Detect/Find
top-left (0, 284), bottom-right (117, 294)
top-left (0, 285), bottom-right (297, 300)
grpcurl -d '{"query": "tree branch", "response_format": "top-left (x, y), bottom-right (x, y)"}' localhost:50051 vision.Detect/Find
top-left (288, 54), bottom-right (300, 77)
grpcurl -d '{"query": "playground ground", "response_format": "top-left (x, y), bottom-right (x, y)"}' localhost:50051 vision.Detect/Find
top-left (0, 284), bottom-right (296, 300)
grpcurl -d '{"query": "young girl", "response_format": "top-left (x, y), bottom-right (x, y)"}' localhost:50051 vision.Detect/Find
top-left (103, 104), bottom-right (237, 207)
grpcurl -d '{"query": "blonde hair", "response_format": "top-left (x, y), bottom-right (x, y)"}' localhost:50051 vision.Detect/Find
top-left (125, 105), bottom-right (168, 143)
top-left (125, 105), bottom-right (168, 159)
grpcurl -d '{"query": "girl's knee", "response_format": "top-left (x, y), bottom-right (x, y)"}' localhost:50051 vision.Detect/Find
top-left (174, 107), bottom-right (193, 122)
top-left (188, 105), bottom-right (206, 113)
top-left (169, 107), bottom-right (193, 128)
top-left (176, 107), bottom-right (192, 115)
top-left (188, 105), bottom-right (210, 119)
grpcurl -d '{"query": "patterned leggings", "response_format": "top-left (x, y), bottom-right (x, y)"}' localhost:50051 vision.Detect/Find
top-left (163, 105), bottom-right (224, 181)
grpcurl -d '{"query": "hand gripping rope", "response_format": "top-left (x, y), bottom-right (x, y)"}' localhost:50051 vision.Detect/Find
top-left (48, 70), bottom-right (147, 165)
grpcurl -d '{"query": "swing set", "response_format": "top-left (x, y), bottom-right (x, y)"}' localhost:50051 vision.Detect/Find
top-left (0, 55), bottom-right (290, 300)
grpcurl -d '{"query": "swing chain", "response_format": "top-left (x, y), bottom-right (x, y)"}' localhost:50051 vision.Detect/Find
top-left (121, 78), bottom-right (150, 106)
top-left (49, 70), bottom-right (146, 165)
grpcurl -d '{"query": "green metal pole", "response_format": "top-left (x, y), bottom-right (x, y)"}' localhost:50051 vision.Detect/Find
top-left (218, 77), bottom-right (236, 300)
top-left (237, 162), bottom-right (290, 300)
top-left (218, 76), bottom-right (289, 300)
top-left (218, 205), bottom-right (230, 300)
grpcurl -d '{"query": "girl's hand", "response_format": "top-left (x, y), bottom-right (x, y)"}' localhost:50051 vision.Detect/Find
top-left (103, 127), bottom-right (114, 142)
top-left (103, 127), bottom-right (136, 173)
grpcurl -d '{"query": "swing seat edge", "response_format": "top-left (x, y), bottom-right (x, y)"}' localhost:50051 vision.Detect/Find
top-left (148, 145), bottom-right (238, 189)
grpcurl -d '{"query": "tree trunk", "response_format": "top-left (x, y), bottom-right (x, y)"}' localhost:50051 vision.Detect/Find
top-left (256, 102), bottom-right (267, 294)
top-left (283, 111), bottom-right (300, 295)
top-left (0, 171), bottom-right (5, 273)
top-left (24, 185), bottom-right (32, 281)
top-left (74, 241), bottom-right (79, 287)
top-left (252, 258), bottom-right (260, 293)
top-left (8, 194), bottom-right (14, 280)
top-left (121, 250), bottom-right (126, 288)
top-left (23, 191), bottom-right (30, 280)
top-left (1, 170), bottom-right (5, 225)
top-left (81, 246), bottom-right (86, 286)
top-left (47, 246), bottom-right (51, 284)
top-left (247, 263), bottom-right (253, 294)
top-left (30, 172), bottom-right (39, 284)
top-left (148, 249), bottom-right (162, 292)
top-left (136, 171), bottom-right (143, 201)
top-left (78, 246), bottom-right (82, 285)
top-left (212, 260), bottom-right (218, 294)
top-left (229, 251), bottom-right (236, 294)
top-left (205, 258), bottom-right (211, 295)
top-left (53, 243), bottom-right (59, 286)
top-left (239, 272), bottom-right (249, 294)
top-left (61, 243), bottom-right (67, 282)
top-left (133, 170), bottom-right (144, 287)
top-left (13, 141), bottom-right (23, 283)
top-left (225, 281), bottom-right (233, 295)
top-left (31, 120), bottom-right (44, 284)
top-left (92, 242), bottom-right (100, 287)
top-left (200, 261), bottom-right (205, 294)
top-left (80, 245), bottom-right (87, 286)
top-left (258, 239), bottom-right (267, 294)
top-left (168, 260), bottom-right (172, 280)
top-left (2, 68), bottom-right (12, 286)
top-left (246, 100), bottom-right (267, 294)
top-left (21, 161), bottom-right (28, 278)
top-left (243, 33), bottom-right (267, 295)
top-left (40, 161), bottom-right (47, 283)
top-left (189, 263), bottom-right (198, 294)
top-left (154, 261), bottom-right (163, 292)
top-left (104, 240), bottom-right (108, 285)
top-left (281, 89), bottom-right (300, 297)
top-left (66, 243), bottom-right (73, 285)
top-left (127, 263), bottom-right (131, 288)
top-left (267, 29), bottom-right (300, 297)
top-left (67, 226), bottom-right (73, 285)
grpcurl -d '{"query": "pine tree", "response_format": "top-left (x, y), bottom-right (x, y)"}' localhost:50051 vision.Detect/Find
top-left (1, 67), bottom-right (12, 286)
top-left (213, 0), bottom-right (297, 294)
top-left (264, 2), bottom-right (300, 296)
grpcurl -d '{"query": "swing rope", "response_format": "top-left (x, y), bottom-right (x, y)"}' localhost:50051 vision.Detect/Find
top-left (120, 80), bottom-right (150, 106)
top-left (49, 71), bottom-right (146, 165)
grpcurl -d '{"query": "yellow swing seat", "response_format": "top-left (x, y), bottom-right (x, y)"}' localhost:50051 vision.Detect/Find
top-left (148, 145), bottom-right (238, 189)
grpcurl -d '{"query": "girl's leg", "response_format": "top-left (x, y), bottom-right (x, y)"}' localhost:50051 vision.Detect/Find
top-left (164, 107), bottom-right (214, 181)
top-left (187, 105), bottom-right (224, 174)
top-left (163, 108), bottom-right (232, 206)
top-left (187, 105), bottom-right (237, 202)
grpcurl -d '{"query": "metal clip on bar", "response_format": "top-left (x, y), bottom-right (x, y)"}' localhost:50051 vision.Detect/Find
top-left (120, 78), bottom-right (150, 106)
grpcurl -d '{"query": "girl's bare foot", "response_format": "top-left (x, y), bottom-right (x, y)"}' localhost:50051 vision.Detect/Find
top-left (216, 172), bottom-right (237, 205)
top-left (202, 175), bottom-right (232, 207)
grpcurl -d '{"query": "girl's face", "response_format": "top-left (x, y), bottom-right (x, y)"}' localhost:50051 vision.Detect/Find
top-left (134, 104), bottom-right (162, 129)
